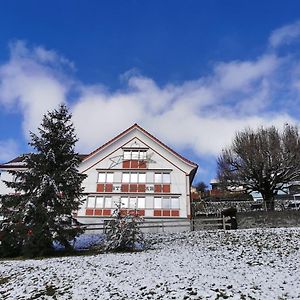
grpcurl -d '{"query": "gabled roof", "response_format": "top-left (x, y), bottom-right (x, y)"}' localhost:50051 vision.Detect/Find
top-left (0, 154), bottom-right (89, 169)
top-left (83, 123), bottom-right (198, 168)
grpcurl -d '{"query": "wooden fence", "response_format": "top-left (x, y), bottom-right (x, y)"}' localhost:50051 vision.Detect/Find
top-left (77, 216), bottom-right (233, 233)
top-left (78, 219), bottom-right (191, 233)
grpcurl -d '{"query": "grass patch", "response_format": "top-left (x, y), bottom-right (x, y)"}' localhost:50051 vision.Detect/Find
top-left (0, 276), bottom-right (10, 285)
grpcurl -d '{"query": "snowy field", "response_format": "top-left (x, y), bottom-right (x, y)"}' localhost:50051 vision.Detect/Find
top-left (0, 228), bottom-right (299, 300)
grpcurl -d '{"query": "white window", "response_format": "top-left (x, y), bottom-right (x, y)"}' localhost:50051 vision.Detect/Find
top-left (137, 197), bottom-right (145, 209)
top-left (139, 173), bottom-right (146, 183)
top-left (112, 198), bottom-right (120, 208)
top-left (98, 173), bottom-right (106, 183)
top-left (154, 197), bottom-right (162, 209)
top-left (124, 151), bottom-right (131, 160)
top-left (121, 197), bottom-right (129, 208)
top-left (140, 151), bottom-right (147, 160)
top-left (122, 173), bottom-right (130, 183)
top-left (162, 198), bottom-right (170, 209)
top-left (87, 197), bottom-right (95, 208)
top-left (163, 173), bottom-right (171, 183)
top-left (95, 197), bottom-right (104, 208)
top-left (131, 172), bottom-right (138, 183)
top-left (104, 197), bottom-right (112, 208)
top-left (123, 150), bottom-right (147, 160)
top-left (132, 151), bottom-right (139, 160)
top-left (154, 173), bottom-right (162, 183)
top-left (155, 172), bottom-right (171, 183)
top-left (129, 197), bottom-right (137, 208)
top-left (122, 172), bottom-right (146, 183)
top-left (171, 198), bottom-right (180, 209)
top-left (106, 173), bottom-right (114, 183)
top-left (98, 172), bottom-right (114, 183)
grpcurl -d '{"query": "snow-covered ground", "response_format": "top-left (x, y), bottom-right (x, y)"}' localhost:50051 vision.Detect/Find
top-left (0, 228), bottom-right (299, 299)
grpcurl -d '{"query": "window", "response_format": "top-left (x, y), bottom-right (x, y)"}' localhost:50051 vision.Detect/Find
top-left (87, 197), bottom-right (96, 208)
top-left (154, 197), bottom-right (179, 209)
top-left (98, 172), bottom-right (114, 183)
top-left (162, 198), bottom-right (170, 209)
top-left (171, 197), bottom-right (180, 209)
top-left (123, 150), bottom-right (147, 160)
top-left (95, 197), bottom-right (104, 208)
top-left (129, 197), bottom-right (137, 208)
top-left (104, 197), bottom-right (112, 208)
top-left (155, 172), bottom-right (171, 183)
top-left (139, 173), bottom-right (146, 183)
top-left (118, 196), bottom-right (146, 209)
top-left (132, 151), bottom-right (139, 160)
top-left (137, 197), bottom-right (145, 209)
top-left (86, 196), bottom-right (112, 208)
top-left (154, 173), bottom-right (162, 183)
top-left (122, 172), bottom-right (146, 183)
top-left (121, 197), bottom-right (129, 208)
top-left (131, 173), bottom-right (138, 183)
top-left (154, 172), bottom-right (171, 193)
top-left (163, 173), bottom-right (171, 183)
top-left (124, 151), bottom-right (131, 160)
top-left (154, 197), bottom-right (162, 209)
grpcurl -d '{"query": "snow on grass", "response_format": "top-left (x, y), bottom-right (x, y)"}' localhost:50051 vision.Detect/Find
top-left (0, 228), bottom-right (299, 299)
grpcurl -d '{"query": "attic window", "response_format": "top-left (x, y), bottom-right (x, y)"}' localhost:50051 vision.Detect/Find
top-left (123, 150), bottom-right (147, 160)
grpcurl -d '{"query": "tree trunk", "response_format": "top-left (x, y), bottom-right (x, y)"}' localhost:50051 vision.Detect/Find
top-left (264, 195), bottom-right (275, 211)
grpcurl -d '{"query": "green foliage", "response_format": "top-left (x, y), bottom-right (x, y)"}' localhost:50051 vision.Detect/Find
top-left (105, 204), bottom-right (145, 252)
top-left (0, 104), bottom-right (86, 257)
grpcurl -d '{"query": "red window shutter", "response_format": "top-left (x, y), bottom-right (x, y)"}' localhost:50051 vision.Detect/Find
top-left (138, 210), bottom-right (145, 216)
top-left (103, 209), bottom-right (111, 216)
top-left (121, 184), bottom-right (129, 192)
top-left (163, 210), bottom-right (171, 217)
top-left (154, 184), bottom-right (162, 193)
top-left (105, 184), bottom-right (113, 192)
top-left (85, 209), bottom-right (94, 216)
top-left (138, 184), bottom-right (146, 192)
top-left (130, 184), bottom-right (138, 192)
top-left (162, 184), bottom-right (170, 193)
top-left (154, 210), bottom-right (162, 216)
top-left (138, 161), bottom-right (147, 168)
top-left (131, 160), bottom-right (139, 168)
top-left (171, 210), bottom-right (179, 217)
top-left (123, 160), bottom-right (130, 168)
top-left (94, 209), bottom-right (102, 216)
top-left (97, 184), bottom-right (104, 192)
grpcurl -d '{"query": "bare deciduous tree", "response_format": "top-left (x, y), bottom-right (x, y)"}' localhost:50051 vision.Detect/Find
top-left (217, 125), bottom-right (300, 211)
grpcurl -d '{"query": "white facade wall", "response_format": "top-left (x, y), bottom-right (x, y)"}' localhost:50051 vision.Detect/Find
top-left (77, 127), bottom-right (197, 223)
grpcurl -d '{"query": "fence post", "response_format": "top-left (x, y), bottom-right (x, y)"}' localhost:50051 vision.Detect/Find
top-left (191, 218), bottom-right (195, 231)
top-left (222, 215), bottom-right (226, 230)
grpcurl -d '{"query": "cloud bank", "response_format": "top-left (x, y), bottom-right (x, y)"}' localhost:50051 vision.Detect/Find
top-left (1, 21), bottom-right (300, 162)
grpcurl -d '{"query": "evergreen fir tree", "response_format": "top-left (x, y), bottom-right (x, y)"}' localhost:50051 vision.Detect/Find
top-left (105, 204), bottom-right (145, 252)
top-left (0, 104), bottom-right (86, 257)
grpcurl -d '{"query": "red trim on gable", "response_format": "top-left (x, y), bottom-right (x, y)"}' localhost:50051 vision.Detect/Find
top-left (82, 124), bottom-right (198, 168)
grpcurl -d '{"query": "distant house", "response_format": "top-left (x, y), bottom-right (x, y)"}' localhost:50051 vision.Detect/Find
top-left (0, 124), bottom-right (198, 228)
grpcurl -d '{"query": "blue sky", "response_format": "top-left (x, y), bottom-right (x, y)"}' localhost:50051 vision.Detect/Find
top-left (1, 1), bottom-right (300, 185)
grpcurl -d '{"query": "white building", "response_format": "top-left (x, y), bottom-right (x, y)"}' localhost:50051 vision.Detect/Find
top-left (0, 124), bottom-right (198, 229)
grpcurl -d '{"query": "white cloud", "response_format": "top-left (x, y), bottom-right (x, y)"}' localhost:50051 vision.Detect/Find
top-left (0, 41), bottom-right (70, 136)
top-left (269, 20), bottom-right (300, 48)
top-left (1, 27), bottom-right (300, 161)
